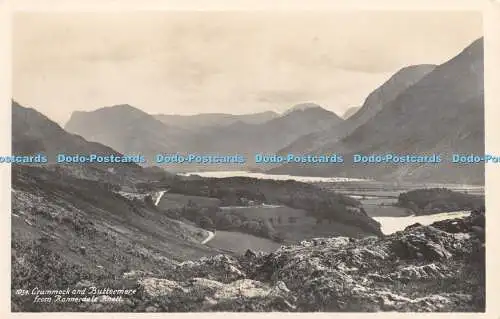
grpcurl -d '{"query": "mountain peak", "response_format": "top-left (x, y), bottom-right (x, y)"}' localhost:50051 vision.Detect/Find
top-left (93, 104), bottom-right (146, 115)
top-left (283, 103), bottom-right (324, 115)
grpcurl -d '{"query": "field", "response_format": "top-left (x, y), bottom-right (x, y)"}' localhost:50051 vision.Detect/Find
top-left (157, 193), bottom-right (221, 210)
top-left (219, 205), bottom-right (373, 242)
top-left (220, 205), bottom-right (309, 221)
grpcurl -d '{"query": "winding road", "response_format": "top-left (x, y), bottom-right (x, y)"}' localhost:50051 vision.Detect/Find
top-left (153, 190), bottom-right (215, 245)
top-left (154, 190), bottom-right (167, 206)
top-left (201, 231), bottom-right (215, 244)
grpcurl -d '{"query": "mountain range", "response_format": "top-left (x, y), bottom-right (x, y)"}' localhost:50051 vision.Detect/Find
top-left (49, 37), bottom-right (485, 184)
top-left (65, 102), bottom-right (343, 172)
top-left (154, 111), bottom-right (279, 129)
top-left (270, 38), bottom-right (484, 185)
top-left (275, 64), bottom-right (437, 156)
top-left (12, 101), bottom-right (176, 189)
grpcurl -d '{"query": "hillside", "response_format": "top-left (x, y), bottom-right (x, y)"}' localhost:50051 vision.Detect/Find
top-left (271, 38), bottom-right (484, 185)
top-left (13, 101), bottom-right (176, 188)
top-left (276, 64), bottom-right (436, 155)
top-left (342, 106), bottom-right (360, 119)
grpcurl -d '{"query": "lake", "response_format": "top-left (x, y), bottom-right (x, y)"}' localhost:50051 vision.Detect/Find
top-left (207, 230), bottom-right (283, 254)
top-left (373, 211), bottom-right (471, 235)
top-left (178, 170), bottom-right (368, 183)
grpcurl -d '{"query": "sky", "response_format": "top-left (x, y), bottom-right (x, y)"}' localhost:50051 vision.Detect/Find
top-left (12, 11), bottom-right (482, 126)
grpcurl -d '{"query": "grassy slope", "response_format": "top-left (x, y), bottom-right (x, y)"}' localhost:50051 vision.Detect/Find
top-left (12, 165), bottom-right (221, 288)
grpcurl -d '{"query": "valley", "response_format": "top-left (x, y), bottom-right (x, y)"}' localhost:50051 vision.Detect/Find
top-left (10, 31), bottom-right (486, 312)
top-left (150, 170), bottom-right (484, 255)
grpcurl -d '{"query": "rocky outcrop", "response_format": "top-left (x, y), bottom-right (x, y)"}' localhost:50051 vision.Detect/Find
top-left (72, 208), bottom-right (484, 312)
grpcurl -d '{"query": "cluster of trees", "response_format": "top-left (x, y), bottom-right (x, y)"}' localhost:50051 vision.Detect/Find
top-left (397, 188), bottom-right (484, 215)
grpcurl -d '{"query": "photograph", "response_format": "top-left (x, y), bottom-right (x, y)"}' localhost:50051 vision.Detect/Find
top-left (10, 9), bottom-right (485, 312)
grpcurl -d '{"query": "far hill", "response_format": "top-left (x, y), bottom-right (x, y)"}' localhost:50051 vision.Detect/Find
top-left (12, 100), bottom-right (173, 188)
top-left (65, 104), bottom-right (188, 164)
top-left (178, 104), bottom-right (343, 168)
top-left (154, 111), bottom-right (279, 129)
top-left (270, 38), bottom-right (484, 185)
top-left (396, 188), bottom-right (484, 215)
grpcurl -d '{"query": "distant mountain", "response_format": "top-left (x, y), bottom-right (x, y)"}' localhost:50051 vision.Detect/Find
top-left (14, 101), bottom-right (132, 159)
top-left (13, 101), bottom-right (173, 187)
top-left (342, 106), bottom-right (360, 119)
top-left (65, 103), bottom-right (342, 172)
top-left (180, 104), bottom-right (343, 164)
top-left (270, 38), bottom-right (484, 185)
top-left (276, 64), bottom-right (436, 155)
top-left (282, 102), bottom-right (325, 115)
top-left (154, 111), bottom-right (279, 129)
top-left (65, 104), bottom-right (189, 161)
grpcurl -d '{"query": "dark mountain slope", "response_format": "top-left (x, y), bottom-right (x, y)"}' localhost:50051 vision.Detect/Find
top-left (65, 104), bottom-right (187, 163)
top-left (13, 100), bottom-right (173, 188)
top-left (275, 65), bottom-right (436, 155)
top-left (342, 106), bottom-right (360, 119)
top-left (183, 104), bottom-right (343, 155)
top-left (271, 38), bottom-right (484, 184)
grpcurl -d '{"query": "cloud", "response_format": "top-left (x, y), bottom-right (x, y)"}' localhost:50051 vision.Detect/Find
top-left (12, 11), bottom-right (482, 125)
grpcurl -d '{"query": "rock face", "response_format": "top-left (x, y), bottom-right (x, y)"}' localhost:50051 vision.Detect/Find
top-left (23, 208), bottom-right (482, 312)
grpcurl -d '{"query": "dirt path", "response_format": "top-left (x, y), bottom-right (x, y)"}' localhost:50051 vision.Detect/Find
top-left (201, 231), bottom-right (215, 244)
top-left (154, 190), bottom-right (166, 206)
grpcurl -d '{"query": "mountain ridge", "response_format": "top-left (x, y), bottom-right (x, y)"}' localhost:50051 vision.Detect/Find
top-left (274, 64), bottom-right (437, 156)
top-left (64, 102), bottom-right (343, 172)
top-left (154, 110), bottom-right (279, 129)
top-left (270, 37), bottom-right (484, 184)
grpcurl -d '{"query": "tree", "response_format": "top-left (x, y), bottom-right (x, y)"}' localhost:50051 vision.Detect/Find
top-left (198, 216), bottom-right (215, 230)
